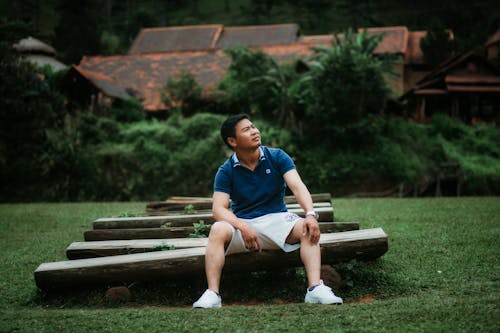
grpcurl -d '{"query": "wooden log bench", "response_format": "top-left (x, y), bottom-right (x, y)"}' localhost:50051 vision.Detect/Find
top-left (35, 228), bottom-right (388, 291)
top-left (93, 206), bottom-right (335, 230)
top-left (147, 200), bottom-right (333, 216)
top-left (162, 193), bottom-right (332, 204)
top-left (84, 222), bottom-right (360, 241)
top-left (147, 202), bottom-right (333, 216)
top-left (69, 224), bottom-right (362, 259)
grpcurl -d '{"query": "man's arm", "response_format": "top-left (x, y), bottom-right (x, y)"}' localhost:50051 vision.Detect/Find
top-left (212, 191), bottom-right (262, 251)
top-left (283, 169), bottom-right (320, 244)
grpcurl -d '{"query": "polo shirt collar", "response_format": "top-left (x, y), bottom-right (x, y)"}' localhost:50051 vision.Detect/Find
top-left (232, 146), bottom-right (266, 167)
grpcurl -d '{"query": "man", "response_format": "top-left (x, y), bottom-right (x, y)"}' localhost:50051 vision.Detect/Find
top-left (193, 114), bottom-right (342, 308)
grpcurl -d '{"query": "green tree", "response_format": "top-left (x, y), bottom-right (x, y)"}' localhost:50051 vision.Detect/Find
top-left (162, 70), bottom-right (204, 117)
top-left (298, 29), bottom-right (396, 147)
top-left (218, 47), bottom-right (302, 132)
top-left (0, 19), bottom-right (76, 201)
top-left (420, 19), bottom-right (455, 67)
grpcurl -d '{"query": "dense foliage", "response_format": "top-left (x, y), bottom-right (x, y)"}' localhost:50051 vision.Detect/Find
top-left (1, 21), bottom-right (499, 201)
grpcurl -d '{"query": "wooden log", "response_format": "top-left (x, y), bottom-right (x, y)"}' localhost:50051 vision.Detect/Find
top-left (146, 201), bottom-right (213, 212)
top-left (285, 193), bottom-right (331, 204)
top-left (84, 222), bottom-right (359, 241)
top-left (94, 207), bottom-right (334, 230)
top-left (166, 196), bottom-right (212, 203)
top-left (145, 202), bottom-right (332, 215)
top-left (35, 228), bottom-right (388, 291)
top-left (73, 222), bottom-right (360, 258)
top-left (165, 193), bottom-right (332, 205)
top-left (67, 238), bottom-right (209, 259)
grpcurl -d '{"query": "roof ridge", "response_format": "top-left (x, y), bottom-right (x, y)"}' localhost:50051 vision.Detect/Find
top-left (223, 23), bottom-right (299, 30)
top-left (138, 24), bottom-right (224, 32)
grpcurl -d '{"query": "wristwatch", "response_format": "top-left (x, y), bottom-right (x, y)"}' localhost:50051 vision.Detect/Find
top-left (306, 210), bottom-right (319, 219)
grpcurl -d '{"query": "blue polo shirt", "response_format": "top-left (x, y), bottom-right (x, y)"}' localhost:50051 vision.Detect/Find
top-left (214, 146), bottom-right (296, 219)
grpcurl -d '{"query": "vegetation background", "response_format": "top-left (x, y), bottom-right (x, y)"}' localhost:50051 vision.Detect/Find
top-left (0, 0), bottom-right (499, 202)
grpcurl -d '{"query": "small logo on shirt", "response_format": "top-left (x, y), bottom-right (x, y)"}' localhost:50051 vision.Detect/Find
top-left (266, 169), bottom-right (271, 174)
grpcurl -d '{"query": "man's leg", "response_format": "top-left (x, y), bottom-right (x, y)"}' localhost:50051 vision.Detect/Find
top-left (193, 222), bottom-right (234, 308)
top-left (205, 222), bottom-right (233, 293)
top-left (286, 219), bottom-right (343, 304)
top-left (286, 219), bottom-right (321, 288)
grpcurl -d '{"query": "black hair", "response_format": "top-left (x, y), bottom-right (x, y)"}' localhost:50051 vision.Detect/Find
top-left (220, 113), bottom-right (250, 149)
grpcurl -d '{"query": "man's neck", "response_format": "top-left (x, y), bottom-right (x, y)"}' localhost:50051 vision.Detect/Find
top-left (235, 146), bottom-right (261, 170)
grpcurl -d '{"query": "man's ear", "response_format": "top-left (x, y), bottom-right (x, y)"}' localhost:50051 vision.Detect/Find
top-left (227, 137), bottom-right (237, 149)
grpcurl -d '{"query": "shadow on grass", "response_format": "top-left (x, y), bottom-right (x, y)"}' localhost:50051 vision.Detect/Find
top-left (335, 258), bottom-right (417, 301)
top-left (29, 258), bottom-right (413, 308)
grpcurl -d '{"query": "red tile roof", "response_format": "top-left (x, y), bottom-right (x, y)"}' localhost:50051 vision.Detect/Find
top-left (405, 31), bottom-right (427, 65)
top-left (80, 50), bottom-right (231, 111)
top-left (215, 23), bottom-right (300, 48)
top-left (79, 42), bottom-right (321, 111)
top-left (362, 26), bottom-right (408, 55)
top-left (72, 65), bottom-right (131, 99)
top-left (128, 24), bottom-right (223, 54)
top-left (298, 35), bottom-right (334, 44)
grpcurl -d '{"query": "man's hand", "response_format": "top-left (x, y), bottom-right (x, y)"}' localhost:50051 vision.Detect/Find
top-left (302, 215), bottom-right (320, 244)
top-left (238, 222), bottom-right (262, 252)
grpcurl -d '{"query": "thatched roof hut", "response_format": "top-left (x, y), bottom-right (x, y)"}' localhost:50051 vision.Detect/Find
top-left (13, 37), bottom-right (67, 72)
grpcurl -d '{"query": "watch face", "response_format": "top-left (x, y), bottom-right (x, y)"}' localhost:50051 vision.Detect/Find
top-left (307, 211), bottom-right (319, 219)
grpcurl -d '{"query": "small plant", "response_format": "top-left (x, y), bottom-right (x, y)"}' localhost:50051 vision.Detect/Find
top-left (153, 242), bottom-right (175, 251)
top-left (183, 204), bottom-right (195, 214)
top-left (189, 220), bottom-right (211, 238)
top-left (336, 259), bottom-right (360, 288)
top-left (116, 211), bottom-right (142, 217)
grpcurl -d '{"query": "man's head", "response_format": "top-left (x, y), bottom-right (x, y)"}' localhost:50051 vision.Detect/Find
top-left (220, 114), bottom-right (260, 150)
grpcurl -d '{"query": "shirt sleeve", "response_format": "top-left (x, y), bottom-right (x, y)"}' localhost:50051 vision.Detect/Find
top-left (274, 149), bottom-right (296, 175)
top-left (213, 165), bottom-right (231, 195)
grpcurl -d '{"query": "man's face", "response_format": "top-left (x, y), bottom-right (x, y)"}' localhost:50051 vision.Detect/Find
top-left (231, 118), bottom-right (261, 150)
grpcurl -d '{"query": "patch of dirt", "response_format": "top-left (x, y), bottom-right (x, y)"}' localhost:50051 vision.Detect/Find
top-left (348, 294), bottom-right (376, 304)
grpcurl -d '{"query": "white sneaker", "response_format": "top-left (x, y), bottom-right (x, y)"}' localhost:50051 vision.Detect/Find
top-left (193, 289), bottom-right (222, 308)
top-left (304, 280), bottom-right (343, 304)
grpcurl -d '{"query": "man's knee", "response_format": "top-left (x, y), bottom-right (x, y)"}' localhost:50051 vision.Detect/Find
top-left (286, 219), bottom-right (305, 244)
top-left (209, 222), bottom-right (233, 243)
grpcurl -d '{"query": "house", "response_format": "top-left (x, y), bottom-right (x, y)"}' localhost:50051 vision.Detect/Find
top-left (64, 23), bottom-right (432, 113)
top-left (13, 36), bottom-right (67, 72)
top-left (485, 29), bottom-right (500, 61)
top-left (400, 51), bottom-right (500, 123)
top-left (61, 65), bottom-right (132, 111)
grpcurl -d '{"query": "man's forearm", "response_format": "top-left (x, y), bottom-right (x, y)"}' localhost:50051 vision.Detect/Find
top-left (292, 182), bottom-right (315, 213)
top-left (213, 206), bottom-right (246, 230)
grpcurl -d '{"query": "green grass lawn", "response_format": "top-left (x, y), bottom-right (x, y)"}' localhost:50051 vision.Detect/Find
top-left (0, 198), bottom-right (498, 332)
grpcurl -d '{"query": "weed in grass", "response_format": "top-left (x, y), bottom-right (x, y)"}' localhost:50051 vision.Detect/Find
top-left (183, 204), bottom-right (196, 214)
top-left (153, 242), bottom-right (175, 251)
top-left (116, 211), bottom-right (143, 217)
top-left (189, 220), bottom-right (211, 238)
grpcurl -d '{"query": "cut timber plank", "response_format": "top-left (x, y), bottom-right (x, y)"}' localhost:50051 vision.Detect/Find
top-left (67, 238), bottom-right (209, 259)
top-left (35, 228), bottom-right (388, 291)
top-left (84, 222), bottom-right (359, 241)
top-left (72, 222), bottom-right (359, 259)
top-left (145, 202), bottom-right (332, 215)
top-left (165, 193), bottom-right (332, 205)
top-left (94, 207), bottom-right (334, 229)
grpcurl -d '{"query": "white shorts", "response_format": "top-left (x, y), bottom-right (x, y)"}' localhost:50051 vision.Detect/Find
top-left (214, 212), bottom-right (303, 255)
